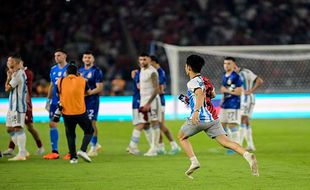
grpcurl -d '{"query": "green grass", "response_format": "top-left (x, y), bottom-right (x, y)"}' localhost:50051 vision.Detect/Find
top-left (1, 119), bottom-right (310, 190)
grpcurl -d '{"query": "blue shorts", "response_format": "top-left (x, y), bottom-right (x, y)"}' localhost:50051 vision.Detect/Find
top-left (86, 101), bottom-right (99, 121)
top-left (49, 104), bottom-right (58, 119)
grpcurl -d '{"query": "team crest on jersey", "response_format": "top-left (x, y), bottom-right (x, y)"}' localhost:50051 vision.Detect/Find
top-left (58, 72), bottom-right (62, 77)
top-left (87, 72), bottom-right (92, 79)
top-left (227, 78), bottom-right (232, 85)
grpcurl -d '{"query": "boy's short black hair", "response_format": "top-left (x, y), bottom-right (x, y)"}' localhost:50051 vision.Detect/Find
top-left (186, 55), bottom-right (205, 73)
top-left (224, 56), bottom-right (236, 62)
top-left (55, 48), bottom-right (67, 55)
top-left (150, 55), bottom-right (159, 63)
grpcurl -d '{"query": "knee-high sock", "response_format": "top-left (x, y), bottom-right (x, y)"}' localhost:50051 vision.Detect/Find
top-left (246, 126), bottom-right (255, 148)
top-left (230, 127), bottom-right (240, 145)
top-left (240, 124), bottom-right (247, 146)
top-left (50, 128), bottom-right (59, 152)
top-left (10, 131), bottom-right (17, 147)
top-left (151, 125), bottom-right (160, 150)
top-left (143, 128), bottom-right (152, 146)
top-left (15, 130), bottom-right (27, 156)
top-left (129, 129), bottom-right (141, 148)
top-left (91, 136), bottom-right (98, 147)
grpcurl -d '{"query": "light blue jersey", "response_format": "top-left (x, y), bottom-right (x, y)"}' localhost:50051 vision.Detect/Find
top-left (50, 63), bottom-right (69, 105)
top-left (8, 69), bottom-right (27, 113)
top-left (187, 75), bottom-right (215, 122)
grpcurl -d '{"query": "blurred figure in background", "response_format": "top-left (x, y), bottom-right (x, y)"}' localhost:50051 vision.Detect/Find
top-left (57, 64), bottom-right (94, 164)
top-left (219, 57), bottom-right (243, 154)
top-left (43, 49), bottom-right (69, 160)
top-left (5, 54), bottom-right (28, 161)
top-left (3, 60), bottom-right (45, 157)
top-left (79, 51), bottom-right (104, 157)
top-left (110, 73), bottom-right (126, 96)
top-left (150, 55), bottom-right (181, 155)
top-left (234, 64), bottom-right (264, 151)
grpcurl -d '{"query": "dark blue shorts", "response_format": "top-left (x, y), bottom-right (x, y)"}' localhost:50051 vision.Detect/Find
top-left (49, 104), bottom-right (58, 119)
top-left (86, 101), bottom-right (99, 121)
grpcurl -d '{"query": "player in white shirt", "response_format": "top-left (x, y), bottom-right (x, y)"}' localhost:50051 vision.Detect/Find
top-left (235, 65), bottom-right (263, 151)
top-left (178, 55), bottom-right (259, 178)
top-left (138, 53), bottom-right (162, 156)
top-left (5, 55), bottom-right (28, 161)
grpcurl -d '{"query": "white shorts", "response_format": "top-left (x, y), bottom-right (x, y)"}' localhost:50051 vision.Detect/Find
top-left (241, 102), bottom-right (255, 117)
top-left (219, 109), bottom-right (241, 125)
top-left (132, 109), bottom-right (145, 125)
top-left (6, 111), bottom-right (26, 128)
top-left (161, 106), bottom-right (165, 114)
top-left (241, 95), bottom-right (255, 117)
top-left (147, 96), bottom-right (162, 123)
top-left (138, 96), bottom-right (162, 124)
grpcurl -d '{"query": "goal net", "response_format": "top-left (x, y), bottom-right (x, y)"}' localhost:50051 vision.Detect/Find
top-left (159, 43), bottom-right (310, 95)
top-left (155, 43), bottom-right (310, 117)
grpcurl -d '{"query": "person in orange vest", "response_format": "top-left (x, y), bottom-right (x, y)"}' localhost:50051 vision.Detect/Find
top-left (57, 63), bottom-right (94, 164)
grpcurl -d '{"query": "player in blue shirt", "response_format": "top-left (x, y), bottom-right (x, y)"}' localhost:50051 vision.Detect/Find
top-left (178, 55), bottom-right (259, 178)
top-left (44, 49), bottom-right (69, 159)
top-left (219, 57), bottom-right (243, 154)
top-left (79, 51), bottom-right (104, 157)
top-left (150, 55), bottom-right (180, 155)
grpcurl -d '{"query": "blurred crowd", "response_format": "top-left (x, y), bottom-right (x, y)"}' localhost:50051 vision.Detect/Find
top-left (0, 0), bottom-right (309, 97)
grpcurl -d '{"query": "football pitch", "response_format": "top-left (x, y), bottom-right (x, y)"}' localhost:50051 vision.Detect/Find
top-left (1, 119), bottom-right (310, 190)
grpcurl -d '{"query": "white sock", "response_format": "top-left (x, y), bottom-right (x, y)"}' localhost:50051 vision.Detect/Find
top-left (246, 126), bottom-right (255, 148)
top-left (143, 128), bottom-right (152, 146)
top-left (190, 156), bottom-right (199, 165)
top-left (129, 129), bottom-right (141, 148)
top-left (230, 127), bottom-right (240, 145)
top-left (243, 151), bottom-right (252, 163)
top-left (16, 130), bottom-right (27, 156)
top-left (151, 125), bottom-right (160, 150)
top-left (239, 124), bottom-right (247, 146)
top-left (11, 132), bottom-right (17, 145)
top-left (170, 141), bottom-right (179, 149)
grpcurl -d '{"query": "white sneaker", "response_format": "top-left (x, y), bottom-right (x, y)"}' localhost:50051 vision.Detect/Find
top-left (36, 147), bottom-right (45, 155)
top-left (77, 150), bottom-right (92, 162)
top-left (70, 158), bottom-right (78, 164)
top-left (8, 154), bottom-right (26, 161)
top-left (87, 147), bottom-right (98, 157)
top-left (157, 147), bottom-right (167, 155)
top-left (95, 144), bottom-right (102, 152)
top-left (249, 153), bottom-right (259, 176)
top-left (168, 146), bottom-right (181, 155)
top-left (144, 148), bottom-right (158, 157)
top-left (185, 162), bottom-right (200, 179)
top-left (128, 146), bottom-right (140, 155)
top-left (3, 148), bottom-right (14, 156)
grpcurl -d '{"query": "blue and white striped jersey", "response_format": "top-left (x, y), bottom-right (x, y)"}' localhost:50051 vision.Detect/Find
top-left (187, 75), bottom-right (215, 122)
top-left (239, 68), bottom-right (257, 104)
top-left (9, 69), bottom-right (27, 113)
